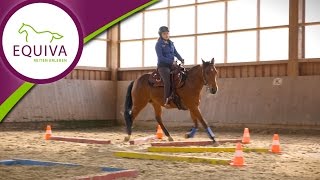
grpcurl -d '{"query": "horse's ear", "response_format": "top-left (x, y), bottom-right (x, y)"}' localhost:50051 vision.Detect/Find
top-left (211, 58), bottom-right (215, 64)
top-left (201, 58), bottom-right (205, 64)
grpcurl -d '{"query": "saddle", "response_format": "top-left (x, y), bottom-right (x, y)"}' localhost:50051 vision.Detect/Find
top-left (148, 63), bottom-right (188, 110)
top-left (148, 63), bottom-right (187, 89)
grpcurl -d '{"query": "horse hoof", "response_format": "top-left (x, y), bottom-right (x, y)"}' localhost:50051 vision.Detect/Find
top-left (210, 138), bottom-right (218, 144)
top-left (185, 133), bottom-right (192, 139)
top-left (185, 128), bottom-right (197, 139)
top-left (124, 136), bottom-right (131, 142)
top-left (212, 141), bottom-right (220, 147)
top-left (168, 136), bottom-right (174, 141)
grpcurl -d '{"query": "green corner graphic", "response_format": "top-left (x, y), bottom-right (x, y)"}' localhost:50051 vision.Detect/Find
top-left (0, 82), bottom-right (34, 121)
top-left (0, 0), bottom-right (158, 123)
top-left (18, 23), bottom-right (64, 43)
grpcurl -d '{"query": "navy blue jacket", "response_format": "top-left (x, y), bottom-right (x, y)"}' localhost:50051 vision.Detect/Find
top-left (155, 38), bottom-right (183, 67)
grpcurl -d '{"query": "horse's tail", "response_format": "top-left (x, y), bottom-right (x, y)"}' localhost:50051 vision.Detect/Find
top-left (124, 81), bottom-right (134, 135)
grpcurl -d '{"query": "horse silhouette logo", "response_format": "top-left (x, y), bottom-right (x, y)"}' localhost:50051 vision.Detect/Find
top-left (18, 23), bottom-right (64, 43)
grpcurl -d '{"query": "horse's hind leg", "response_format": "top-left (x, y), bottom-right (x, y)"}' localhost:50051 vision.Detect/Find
top-left (124, 101), bottom-right (148, 141)
top-left (152, 102), bottom-right (174, 141)
top-left (190, 107), bottom-right (216, 142)
top-left (185, 111), bottom-right (199, 138)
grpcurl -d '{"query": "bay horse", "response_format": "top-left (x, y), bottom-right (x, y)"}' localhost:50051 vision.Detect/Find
top-left (124, 58), bottom-right (218, 142)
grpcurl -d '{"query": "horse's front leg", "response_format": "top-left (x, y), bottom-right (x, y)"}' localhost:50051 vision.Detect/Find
top-left (190, 107), bottom-right (216, 142)
top-left (185, 111), bottom-right (199, 138)
top-left (152, 103), bottom-right (174, 141)
top-left (156, 116), bottom-right (174, 141)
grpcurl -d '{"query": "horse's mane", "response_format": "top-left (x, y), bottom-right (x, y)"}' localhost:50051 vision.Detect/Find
top-left (188, 65), bottom-right (201, 75)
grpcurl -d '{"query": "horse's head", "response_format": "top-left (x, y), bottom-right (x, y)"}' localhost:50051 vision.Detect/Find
top-left (202, 58), bottom-right (218, 94)
top-left (18, 23), bottom-right (27, 34)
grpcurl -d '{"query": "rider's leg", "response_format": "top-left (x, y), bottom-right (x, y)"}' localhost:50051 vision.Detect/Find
top-left (158, 67), bottom-right (171, 107)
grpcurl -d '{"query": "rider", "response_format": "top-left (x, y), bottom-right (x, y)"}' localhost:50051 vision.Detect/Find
top-left (155, 26), bottom-right (184, 108)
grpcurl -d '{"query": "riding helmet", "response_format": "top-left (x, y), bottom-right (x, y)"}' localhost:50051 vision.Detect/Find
top-left (158, 26), bottom-right (169, 36)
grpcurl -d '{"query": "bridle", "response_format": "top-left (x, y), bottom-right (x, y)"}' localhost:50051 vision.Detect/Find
top-left (201, 58), bottom-right (217, 90)
top-left (202, 63), bottom-right (218, 91)
top-left (202, 65), bottom-right (209, 86)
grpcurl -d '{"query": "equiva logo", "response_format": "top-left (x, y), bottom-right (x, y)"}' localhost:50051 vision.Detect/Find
top-left (14, 23), bottom-right (67, 59)
top-left (0, 1), bottom-right (83, 84)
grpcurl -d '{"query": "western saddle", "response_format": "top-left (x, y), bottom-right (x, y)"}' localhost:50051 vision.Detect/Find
top-left (148, 63), bottom-right (188, 110)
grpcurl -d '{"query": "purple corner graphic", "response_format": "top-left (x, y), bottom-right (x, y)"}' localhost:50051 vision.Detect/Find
top-left (0, 0), bottom-right (153, 105)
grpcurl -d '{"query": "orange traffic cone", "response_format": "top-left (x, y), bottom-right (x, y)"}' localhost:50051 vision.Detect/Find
top-left (230, 143), bottom-right (245, 166)
top-left (44, 125), bottom-right (52, 140)
top-left (242, 128), bottom-right (251, 144)
top-left (270, 134), bottom-right (281, 153)
top-left (156, 125), bottom-right (163, 139)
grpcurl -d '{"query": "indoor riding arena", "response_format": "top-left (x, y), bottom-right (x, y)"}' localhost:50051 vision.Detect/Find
top-left (1, 0), bottom-right (320, 180)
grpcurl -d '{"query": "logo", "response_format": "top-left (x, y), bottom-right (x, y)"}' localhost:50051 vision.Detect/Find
top-left (18, 23), bottom-right (64, 43)
top-left (15, 23), bottom-right (67, 59)
top-left (0, 1), bottom-right (83, 84)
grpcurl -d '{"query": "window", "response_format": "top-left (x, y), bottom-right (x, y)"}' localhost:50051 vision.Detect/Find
top-left (144, 40), bottom-right (158, 67)
top-left (119, 0), bottom-right (298, 67)
top-left (197, 34), bottom-right (224, 64)
top-left (198, 0), bottom-right (219, 2)
top-left (147, 0), bottom-right (168, 10)
top-left (305, 0), bottom-right (320, 23)
top-left (197, 3), bottom-right (225, 33)
top-left (120, 13), bottom-right (142, 40)
top-left (119, 13), bottom-right (143, 68)
top-left (170, 7), bottom-right (195, 36)
top-left (260, 0), bottom-right (289, 27)
top-left (170, 0), bottom-right (195, 7)
top-left (170, 37), bottom-right (195, 65)
top-left (96, 31), bottom-right (107, 39)
top-left (228, 31), bottom-right (256, 62)
top-left (144, 10), bottom-right (168, 38)
top-left (228, 0), bottom-right (257, 30)
top-left (77, 32), bottom-right (107, 67)
top-left (305, 25), bottom-right (320, 58)
top-left (304, 0), bottom-right (320, 59)
top-left (120, 41), bottom-right (142, 68)
top-left (260, 28), bottom-right (288, 61)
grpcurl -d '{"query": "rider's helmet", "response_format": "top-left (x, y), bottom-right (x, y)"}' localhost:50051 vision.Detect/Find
top-left (158, 26), bottom-right (169, 37)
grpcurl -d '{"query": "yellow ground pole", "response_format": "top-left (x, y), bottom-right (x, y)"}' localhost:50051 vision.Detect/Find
top-left (114, 151), bottom-right (231, 165)
top-left (147, 147), bottom-right (269, 153)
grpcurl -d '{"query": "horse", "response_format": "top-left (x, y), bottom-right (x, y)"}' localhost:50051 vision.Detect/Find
top-left (18, 23), bottom-right (63, 43)
top-left (124, 58), bottom-right (219, 143)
